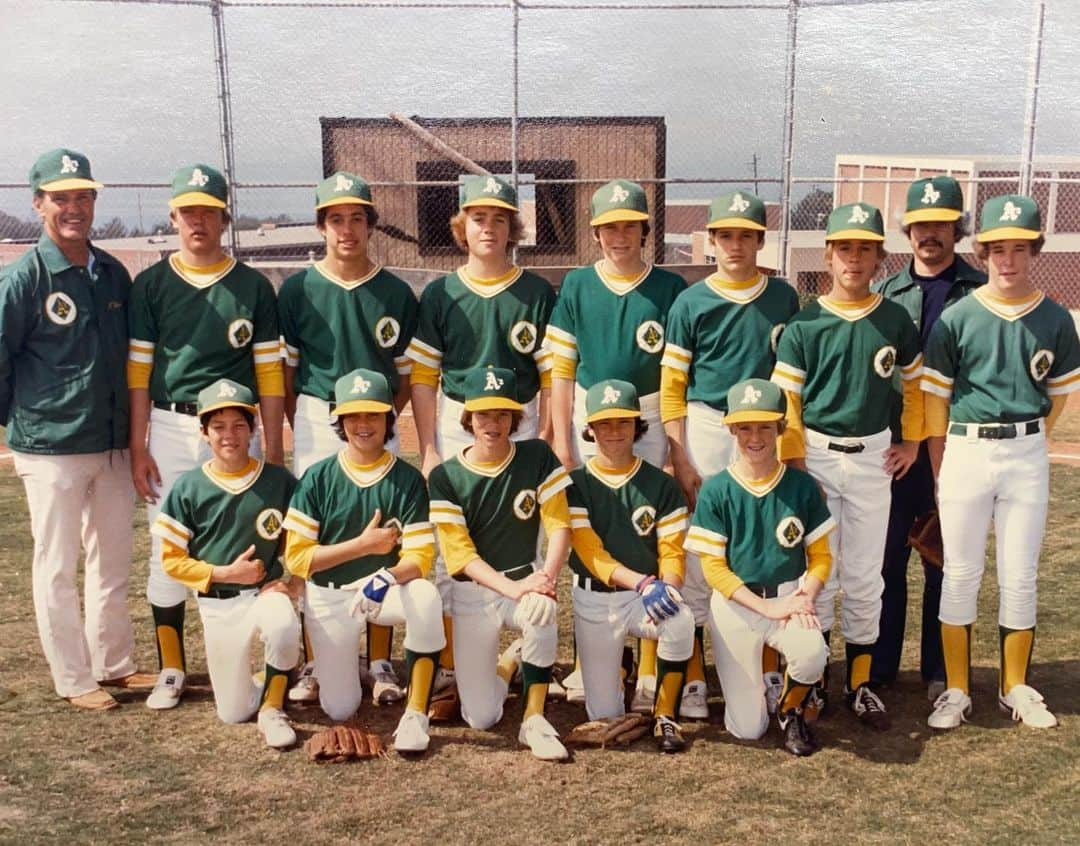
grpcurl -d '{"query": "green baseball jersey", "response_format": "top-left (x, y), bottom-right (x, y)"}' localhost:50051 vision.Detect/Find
top-left (545, 262), bottom-right (686, 394)
top-left (567, 457), bottom-right (688, 581)
top-left (428, 439), bottom-right (571, 576)
top-left (686, 465), bottom-right (834, 588)
top-left (662, 274), bottom-right (799, 410)
top-left (283, 451), bottom-right (432, 587)
top-left (151, 460), bottom-right (296, 591)
top-left (407, 268), bottom-right (554, 403)
top-left (772, 295), bottom-right (923, 437)
top-left (129, 255), bottom-right (280, 402)
top-left (923, 289), bottom-right (1080, 422)
top-left (278, 263), bottom-right (418, 400)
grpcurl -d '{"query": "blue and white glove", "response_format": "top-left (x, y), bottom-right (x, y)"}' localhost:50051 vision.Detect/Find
top-left (344, 568), bottom-right (396, 620)
top-left (637, 575), bottom-right (683, 622)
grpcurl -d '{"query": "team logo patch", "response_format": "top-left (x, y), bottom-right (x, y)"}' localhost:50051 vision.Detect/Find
top-left (513, 489), bottom-right (537, 520)
top-left (60, 155), bottom-right (80, 175)
top-left (873, 345), bottom-right (897, 378)
top-left (921, 183), bottom-right (940, 205)
top-left (256, 508), bottom-right (284, 540)
top-left (484, 371), bottom-right (505, 391)
top-left (775, 516), bottom-right (804, 549)
top-left (739, 384), bottom-right (762, 406)
top-left (482, 177), bottom-right (501, 195)
top-left (602, 385), bottom-right (621, 405)
top-left (44, 292), bottom-right (77, 326)
top-left (848, 204), bottom-right (870, 224)
top-left (351, 374), bottom-right (372, 395)
top-left (610, 184), bottom-right (630, 204)
top-left (635, 320), bottom-right (664, 354)
top-left (1000, 201), bottom-right (1022, 222)
top-left (631, 505), bottom-right (656, 537)
top-left (770, 322), bottom-right (786, 354)
top-left (729, 193), bottom-right (750, 213)
top-left (188, 167), bottom-right (210, 188)
top-left (227, 318), bottom-right (254, 349)
top-left (375, 316), bottom-right (401, 349)
top-left (217, 382), bottom-right (238, 398)
top-left (509, 320), bottom-right (538, 354)
top-left (335, 174), bottom-right (353, 192)
top-left (1030, 349), bottom-right (1054, 382)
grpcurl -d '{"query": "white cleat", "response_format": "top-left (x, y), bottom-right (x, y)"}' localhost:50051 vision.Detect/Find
top-left (288, 662), bottom-right (319, 703)
top-left (561, 668), bottom-right (586, 705)
top-left (679, 680), bottom-right (709, 720)
top-left (146, 669), bottom-right (185, 711)
top-left (764, 671), bottom-right (785, 716)
top-left (257, 707), bottom-right (296, 749)
top-left (631, 675), bottom-right (656, 715)
top-left (999, 684), bottom-right (1058, 729)
top-left (518, 714), bottom-right (568, 761)
top-left (393, 708), bottom-right (431, 753)
top-left (371, 659), bottom-right (405, 706)
top-left (433, 667), bottom-right (456, 694)
top-left (928, 687), bottom-right (973, 730)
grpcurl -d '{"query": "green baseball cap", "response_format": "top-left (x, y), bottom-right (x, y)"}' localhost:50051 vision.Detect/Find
top-left (590, 179), bottom-right (649, 226)
top-left (169, 164), bottom-right (228, 210)
top-left (585, 379), bottom-right (641, 423)
top-left (976, 194), bottom-right (1042, 242)
top-left (332, 368), bottom-right (393, 416)
top-left (462, 367), bottom-right (523, 412)
top-left (30, 148), bottom-right (103, 193)
top-left (707, 190), bottom-right (767, 231)
top-left (826, 202), bottom-right (885, 242)
top-left (315, 171), bottom-right (374, 210)
top-left (197, 378), bottom-right (258, 416)
top-left (460, 174), bottom-right (518, 212)
top-left (902, 176), bottom-right (964, 225)
top-left (722, 378), bottom-right (787, 425)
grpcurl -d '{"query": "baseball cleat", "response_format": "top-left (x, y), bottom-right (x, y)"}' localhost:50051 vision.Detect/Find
top-left (370, 659), bottom-right (405, 705)
top-left (999, 684), bottom-right (1058, 729)
top-left (764, 671), bottom-right (785, 716)
top-left (393, 708), bottom-right (431, 753)
top-left (848, 684), bottom-right (890, 731)
top-left (257, 707), bottom-right (296, 749)
top-left (653, 716), bottom-right (686, 754)
top-left (778, 709), bottom-right (817, 757)
top-left (631, 675), bottom-right (657, 715)
top-left (518, 714), bottom-right (568, 761)
top-left (561, 668), bottom-right (586, 705)
top-left (679, 680), bottom-right (709, 720)
top-left (68, 688), bottom-right (119, 712)
top-left (928, 687), bottom-right (972, 730)
top-left (146, 669), bottom-right (185, 710)
top-left (432, 666), bottom-right (456, 694)
top-left (288, 662), bottom-right (319, 703)
top-left (803, 684), bottom-right (828, 722)
top-left (927, 679), bottom-right (947, 703)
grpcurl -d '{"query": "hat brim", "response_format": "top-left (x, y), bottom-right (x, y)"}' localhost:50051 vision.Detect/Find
top-left (332, 399), bottom-right (393, 417)
top-left (38, 177), bottom-right (104, 192)
top-left (315, 196), bottom-right (374, 210)
top-left (590, 209), bottom-right (650, 226)
top-left (825, 229), bottom-right (885, 242)
top-left (463, 397), bottom-right (524, 412)
top-left (707, 217), bottom-right (766, 231)
top-left (902, 207), bottom-right (963, 225)
top-left (976, 226), bottom-right (1041, 243)
top-left (585, 408), bottom-right (641, 423)
top-left (198, 400), bottom-right (258, 416)
top-left (721, 410), bottom-right (785, 425)
top-left (461, 198), bottom-right (519, 212)
top-left (169, 191), bottom-right (228, 210)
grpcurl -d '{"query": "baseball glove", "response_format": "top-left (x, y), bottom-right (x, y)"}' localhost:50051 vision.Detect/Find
top-left (564, 713), bottom-right (652, 748)
top-left (908, 510), bottom-right (944, 569)
top-left (304, 723), bottom-right (387, 763)
top-left (427, 683), bottom-right (460, 723)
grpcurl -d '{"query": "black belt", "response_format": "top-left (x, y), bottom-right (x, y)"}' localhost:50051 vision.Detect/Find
top-left (154, 401), bottom-right (198, 416)
top-left (743, 582), bottom-right (779, 599)
top-left (572, 572), bottom-right (618, 594)
top-left (949, 421), bottom-right (1040, 440)
top-left (198, 586), bottom-right (249, 600)
top-left (455, 563), bottom-right (535, 583)
top-left (827, 441), bottom-right (865, 454)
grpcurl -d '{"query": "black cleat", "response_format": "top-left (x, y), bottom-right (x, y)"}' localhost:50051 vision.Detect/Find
top-left (654, 716), bottom-right (686, 754)
top-left (848, 684), bottom-right (891, 731)
top-left (778, 709), bottom-right (817, 757)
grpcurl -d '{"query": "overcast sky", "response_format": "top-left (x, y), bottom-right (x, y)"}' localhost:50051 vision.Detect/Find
top-left (1, 0), bottom-right (1077, 227)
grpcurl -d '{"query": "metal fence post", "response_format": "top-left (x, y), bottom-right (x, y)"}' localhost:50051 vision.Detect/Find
top-left (510, 0), bottom-right (520, 265)
top-left (210, 0), bottom-right (240, 255)
top-left (777, 0), bottom-right (800, 278)
top-left (1019, 0), bottom-right (1046, 196)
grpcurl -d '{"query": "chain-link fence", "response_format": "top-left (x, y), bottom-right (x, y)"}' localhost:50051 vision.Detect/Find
top-left (2, 0), bottom-right (1078, 306)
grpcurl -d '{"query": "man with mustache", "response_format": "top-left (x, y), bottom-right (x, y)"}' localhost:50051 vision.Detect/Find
top-left (869, 175), bottom-right (984, 700)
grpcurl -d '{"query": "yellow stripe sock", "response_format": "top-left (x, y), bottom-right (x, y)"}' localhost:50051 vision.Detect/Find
top-left (155, 625), bottom-right (184, 672)
top-left (367, 622), bottom-right (393, 663)
top-left (655, 665), bottom-right (685, 719)
top-left (638, 638), bottom-right (658, 679)
top-left (941, 623), bottom-right (972, 694)
top-left (439, 616), bottom-right (455, 670)
top-left (407, 655), bottom-right (436, 713)
top-left (685, 629), bottom-right (706, 685)
top-left (523, 682), bottom-right (548, 720)
top-left (848, 653), bottom-right (871, 690)
top-left (779, 672), bottom-right (811, 714)
top-left (497, 649), bottom-right (519, 685)
top-left (762, 645), bottom-right (780, 675)
top-left (260, 671), bottom-right (288, 711)
top-left (301, 615), bottom-right (314, 664)
top-left (1000, 627), bottom-right (1034, 696)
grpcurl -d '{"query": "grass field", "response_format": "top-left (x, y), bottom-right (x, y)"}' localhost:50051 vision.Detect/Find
top-left (1, 462), bottom-right (1078, 845)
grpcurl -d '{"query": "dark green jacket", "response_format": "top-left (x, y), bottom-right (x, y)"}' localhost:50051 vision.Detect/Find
top-left (0, 235), bottom-right (131, 454)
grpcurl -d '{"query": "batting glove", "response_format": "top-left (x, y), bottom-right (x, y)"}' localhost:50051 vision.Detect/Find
top-left (637, 576), bottom-right (683, 622)
top-left (344, 568), bottom-right (396, 620)
top-left (518, 591), bottom-right (557, 627)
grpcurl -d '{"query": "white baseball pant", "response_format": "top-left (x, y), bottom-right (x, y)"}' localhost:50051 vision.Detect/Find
top-left (196, 589), bottom-right (300, 723)
top-left (304, 578), bottom-right (444, 720)
top-left (15, 450), bottom-right (137, 698)
top-left (684, 401), bottom-right (736, 479)
top-left (292, 393), bottom-right (400, 478)
top-left (572, 578), bottom-right (694, 720)
top-left (937, 425), bottom-right (1048, 629)
top-left (805, 428), bottom-right (892, 646)
top-left (709, 582), bottom-right (828, 740)
top-left (451, 577), bottom-right (558, 730)
top-left (572, 383), bottom-right (667, 467)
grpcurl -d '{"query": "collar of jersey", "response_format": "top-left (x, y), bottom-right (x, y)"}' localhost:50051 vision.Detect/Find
top-left (818, 292), bottom-right (882, 322)
top-left (338, 449), bottom-right (395, 487)
top-left (456, 265), bottom-right (522, 298)
top-left (705, 273), bottom-right (766, 303)
top-left (586, 456), bottom-right (642, 489)
top-left (202, 457), bottom-right (263, 493)
top-left (728, 462), bottom-right (785, 498)
top-left (315, 260), bottom-right (382, 290)
top-left (170, 252), bottom-right (236, 289)
top-left (595, 260), bottom-right (651, 296)
top-left (458, 442), bottom-right (516, 477)
top-left (973, 287), bottom-right (1044, 321)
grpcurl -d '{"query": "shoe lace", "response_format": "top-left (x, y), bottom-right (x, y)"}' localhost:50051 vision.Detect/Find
top-left (859, 687), bottom-right (885, 713)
